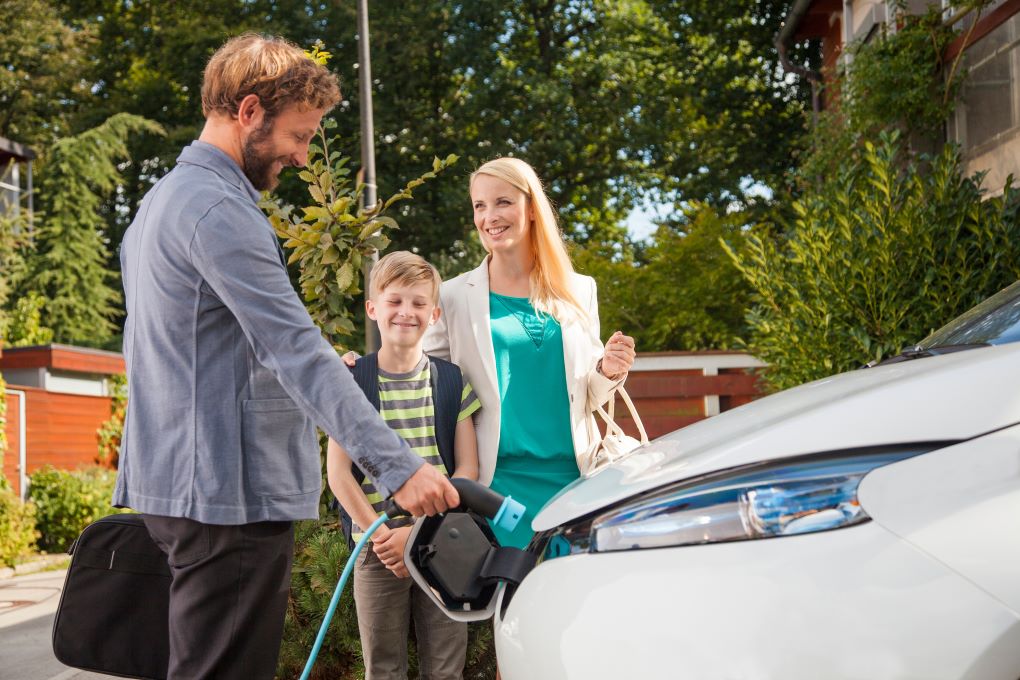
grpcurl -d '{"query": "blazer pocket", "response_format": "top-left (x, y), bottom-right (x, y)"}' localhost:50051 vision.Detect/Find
top-left (241, 398), bottom-right (320, 497)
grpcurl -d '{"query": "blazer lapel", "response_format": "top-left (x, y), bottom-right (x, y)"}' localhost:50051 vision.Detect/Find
top-left (465, 259), bottom-right (500, 401)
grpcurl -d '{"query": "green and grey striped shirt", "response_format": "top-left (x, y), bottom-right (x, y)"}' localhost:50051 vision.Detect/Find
top-left (353, 354), bottom-right (481, 536)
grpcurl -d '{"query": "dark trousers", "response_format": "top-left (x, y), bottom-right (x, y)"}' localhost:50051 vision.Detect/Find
top-left (142, 515), bottom-right (295, 680)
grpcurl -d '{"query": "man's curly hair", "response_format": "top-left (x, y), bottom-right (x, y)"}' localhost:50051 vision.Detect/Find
top-left (201, 33), bottom-right (341, 120)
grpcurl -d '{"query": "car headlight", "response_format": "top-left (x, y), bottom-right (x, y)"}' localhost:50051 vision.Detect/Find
top-left (532, 444), bottom-right (948, 558)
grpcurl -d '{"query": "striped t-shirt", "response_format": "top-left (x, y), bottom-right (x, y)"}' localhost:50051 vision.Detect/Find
top-left (353, 354), bottom-right (481, 536)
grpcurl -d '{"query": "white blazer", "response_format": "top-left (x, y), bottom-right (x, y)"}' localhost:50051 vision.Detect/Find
top-left (423, 258), bottom-right (621, 485)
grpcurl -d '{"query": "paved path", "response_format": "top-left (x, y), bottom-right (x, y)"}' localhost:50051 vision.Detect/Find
top-left (0, 569), bottom-right (117, 679)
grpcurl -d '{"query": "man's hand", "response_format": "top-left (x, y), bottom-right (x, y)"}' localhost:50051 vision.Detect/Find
top-left (341, 350), bottom-right (358, 367)
top-left (392, 463), bottom-right (460, 517)
top-left (372, 525), bottom-right (412, 578)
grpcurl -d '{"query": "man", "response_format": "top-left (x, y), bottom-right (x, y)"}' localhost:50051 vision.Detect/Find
top-left (114, 34), bottom-right (458, 679)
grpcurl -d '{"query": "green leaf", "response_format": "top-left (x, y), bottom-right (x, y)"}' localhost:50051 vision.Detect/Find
top-left (364, 234), bottom-right (390, 251)
top-left (320, 246), bottom-right (340, 265)
top-left (358, 216), bottom-right (398, 239)
top-left (309, 184), bottom-right (326, 205)
top-left (302, 206), bottom-right (331, 221)
top-left (335, 262), bottom-right (355, 291)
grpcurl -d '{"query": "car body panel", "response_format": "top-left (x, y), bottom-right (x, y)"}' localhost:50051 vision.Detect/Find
top-left (496, 519), bottom-right (1020, 680)
top-left (535, 343), bottom-right (1020, 531)
top-left (859, 424), bottom-right (1020, 615)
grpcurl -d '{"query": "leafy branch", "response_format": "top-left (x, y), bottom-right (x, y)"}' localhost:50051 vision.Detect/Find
top-left (261, 118), bottom-right (457, 346)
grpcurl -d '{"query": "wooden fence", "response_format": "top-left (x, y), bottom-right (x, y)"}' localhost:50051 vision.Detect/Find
top-left (3, 387), bottom-right (113, 499)
top-left (610, 352), bottom-right (765, 440)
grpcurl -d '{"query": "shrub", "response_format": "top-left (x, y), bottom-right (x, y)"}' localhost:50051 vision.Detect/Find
top-left (277, 515), bottom-right (364, 680)
top-left (28, 465), bottom-right (126, 552)
top-left (0, 481), bottom-right (38, 566)
top-left (728, 132), bottom-right (1020, 391)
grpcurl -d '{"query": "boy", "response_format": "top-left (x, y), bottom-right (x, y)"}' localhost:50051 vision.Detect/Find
top-left (327, 251), bottom-right (481, 680)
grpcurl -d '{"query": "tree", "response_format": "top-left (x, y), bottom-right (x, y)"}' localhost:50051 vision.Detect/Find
top-left (0, 0), bottom-right (92, 149)
top-left (54, 0), bottom-right (345, 275)
top-left (574, 203), bottom-right (752, 350)
top-left (55, 1), bottom-right (811, 280)
top-left (16, 113), bottom-right (164, 346)
top-left (20, 0), bottom-right (812, 342)
top-left (623, 0), bottom-right (813, 212)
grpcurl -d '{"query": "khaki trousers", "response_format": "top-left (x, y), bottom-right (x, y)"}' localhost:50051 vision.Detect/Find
top-left (353, 548), bottom-right (468, 680)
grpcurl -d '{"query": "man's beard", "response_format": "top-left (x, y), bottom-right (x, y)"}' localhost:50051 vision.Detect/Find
top-left (241, 118), bottom-right (281, 191)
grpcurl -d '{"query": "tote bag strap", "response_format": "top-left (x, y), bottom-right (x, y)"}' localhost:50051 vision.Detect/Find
top-left (593, 386), bottom-right (649, 445)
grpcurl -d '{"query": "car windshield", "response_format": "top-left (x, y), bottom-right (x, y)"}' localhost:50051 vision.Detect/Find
top-left (919, 280), bottom-right (1020, 349)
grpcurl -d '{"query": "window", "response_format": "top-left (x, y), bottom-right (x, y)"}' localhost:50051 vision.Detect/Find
top-left (0, 162), bottom-right (20, 216)
top-left (950, 12), bottom-right (1020, 158)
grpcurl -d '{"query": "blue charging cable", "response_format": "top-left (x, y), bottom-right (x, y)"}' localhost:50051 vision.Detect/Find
top-left (299, 513), bottom-right (390, 680)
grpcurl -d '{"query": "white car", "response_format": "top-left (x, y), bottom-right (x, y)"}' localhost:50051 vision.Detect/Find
top-left (495, 283), bottom-right (1020, 680)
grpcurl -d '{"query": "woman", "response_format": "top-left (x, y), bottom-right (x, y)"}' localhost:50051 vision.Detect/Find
top-left (423, 157), bottom-right (636, 549)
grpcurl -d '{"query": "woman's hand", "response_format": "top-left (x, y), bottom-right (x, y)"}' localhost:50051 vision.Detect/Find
top-left (599, 331), bottom-right (635, 380)
top-left (372, 525), bottom-right (412, 578)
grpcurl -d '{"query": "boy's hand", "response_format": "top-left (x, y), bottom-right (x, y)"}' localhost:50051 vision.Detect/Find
top-left (373, 525), bottom-right (412, 578)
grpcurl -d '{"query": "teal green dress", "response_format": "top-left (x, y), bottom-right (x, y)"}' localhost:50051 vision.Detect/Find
top-left (487, 292), bottom-right (579, 549)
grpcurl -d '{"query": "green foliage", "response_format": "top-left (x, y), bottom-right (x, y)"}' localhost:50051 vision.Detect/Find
top-left (0, 206), bottom-right (30, 343)
top-left (843, 7), bottom-right (961, 138)
top-left (96, 373), bottom-right (127, 468)
top-left (16, 113), bottom-right (164, 346)
top-left (0, 483), bottom-right (38, 567)
top-left (0, 0), bottom-right (92, 148)
top-left (277, 517), bottom-right (364, 680)
top-left (729, 133), bottom-right (1020, 391)
top-left (28, 465), bottom-right (128, 553)
top-left (262, 119), bottom-right (457, 347)
top-left (574, 203), bottom-right (752, 350)
top-left (37, 0), bottom-right (809, 303)
top-left (799, 4), bottom-right (965, 182)
top-left (5, 293), bottom-right (55, 347)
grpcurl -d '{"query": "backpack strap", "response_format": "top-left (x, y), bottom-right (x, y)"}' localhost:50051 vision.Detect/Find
top-left (338, 353), bottom-right (380, 550)
top-left (348, 353), bottom-right (381, 487)
top-left (429, 355), bottom-right (462, 477)
top-left (350, 352), bottom-right (380, 411)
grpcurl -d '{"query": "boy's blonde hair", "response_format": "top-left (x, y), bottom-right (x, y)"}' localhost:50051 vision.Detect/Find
top-left (471, 157), bottom-right (587, 322)
top-left (201, 33), bottom-right (341, 120)
top-left (369, 251), bottom-right (442, 303)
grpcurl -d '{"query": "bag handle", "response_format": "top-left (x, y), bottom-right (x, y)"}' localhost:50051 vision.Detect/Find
top-left (591, 385), bottom-right (649, 445)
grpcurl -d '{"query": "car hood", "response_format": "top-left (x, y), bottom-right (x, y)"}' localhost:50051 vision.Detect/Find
top-left (533, 342), bottom-right (1020, 531)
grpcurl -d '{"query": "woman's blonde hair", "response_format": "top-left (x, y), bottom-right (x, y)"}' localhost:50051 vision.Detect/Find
top-left (471, 157), bottom-right (587, 322)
